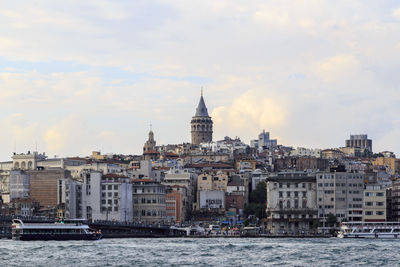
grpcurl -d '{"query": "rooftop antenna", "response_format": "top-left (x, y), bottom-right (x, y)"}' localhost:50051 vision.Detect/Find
top-left (201, 87), bottom-right (203, 97)
top-left (149, 123), bottom-right (152, 131)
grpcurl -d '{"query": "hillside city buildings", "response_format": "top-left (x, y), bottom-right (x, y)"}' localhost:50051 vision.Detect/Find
top-left (1, 93), bottom-right (400, 234)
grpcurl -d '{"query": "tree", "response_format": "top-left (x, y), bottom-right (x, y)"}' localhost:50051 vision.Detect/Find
top-left (244, 182), bottom-right (267, 219)
top-left (250, 181), bottom-right (267, 204)
top-left (326, 213), bottom-right (337, 227)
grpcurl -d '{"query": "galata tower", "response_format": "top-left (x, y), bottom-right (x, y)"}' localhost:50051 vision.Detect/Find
top-left (191, 92), bottom-right (213, 145)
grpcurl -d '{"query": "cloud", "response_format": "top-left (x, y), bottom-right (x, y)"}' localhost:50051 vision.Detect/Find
top-left (392, 8), bottom-right (400, 19)
top-left (314, 54), bottom-right (360, 82)
top-left (211, 90), bottom-right (288, 141)
top-left (0, 1), bottom-right (400, 159)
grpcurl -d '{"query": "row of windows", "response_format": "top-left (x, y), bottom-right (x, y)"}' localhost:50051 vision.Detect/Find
top-left (277, 183), bottom-right (309, 189)
top-left (278, 199), bottom-right (308, 209)
top-left (101, 192), bottom-right (119, 198)
top-left (101, 199), bottom-right (119, 205)
top-left (319, 175), bottom-right (363, 179)
top-left (101, 206), bottom-right (119, 212)
top-left (133, 187), bottom-right (164, 193)
top-left (102, 185), bottom-right (119, 191)
top-left (279, 191), bottom-right (307, 198)
top-left (133, 197), bottom-right (165, 204)
top-left (365, 211), bottom-right (385, 216)
top-left (365, 201), bottom-right (385, 206)
top-left (365, 192), bottom-right (385, 197)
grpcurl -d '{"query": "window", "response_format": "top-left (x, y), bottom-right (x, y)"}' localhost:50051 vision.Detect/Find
top-left (376, 202), bottom-right (384, 206)
top-left (376, 192), bottom-right (384, 197)
top-left (102, 185), bottom-right (106, 190)
top-left (114, 185), bottom-right (118, 190)
top-left (365, 192), bottom-right (373, 197)
top-left (108, 192), bottom-right (112, 197)
top-left (114, 199), bottom-right (118, 205)
top-left (365, 202), bottom-right (373, 206)
top-left (279, 192), bottom-right (283, 197)
top-left (287, 192), bottom-right (291, 197)
top-left (303, 192), bottom-right (307, 197)
top-left (114, 207), bottom-right (118, 212)
top-left (114, 192), bottom-right (118, 197)
top-left (294, 192), bottom-right (298, 197)
top-left (365, 211), bottom-right (373, 216)
top-left (108, 200), bottom-right (112, 205)
top-left (108, 185), bottom-right (112, 190)
top-left (376, 211), bottom-right (384, 216)
top-left (279, 183), bottom-right (282, 188)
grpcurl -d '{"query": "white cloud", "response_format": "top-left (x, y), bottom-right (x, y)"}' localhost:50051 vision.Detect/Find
top-left (0, 1), bottom-right (400, 159)
top-left (211, 89), bottom-right (288, 142)
top-left (314, 54), bottom-right (360, 82)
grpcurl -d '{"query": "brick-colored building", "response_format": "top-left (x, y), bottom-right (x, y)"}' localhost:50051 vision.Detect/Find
top-left (165, 185), bottom-right (188, 223)
top-left (28, 168), bottom-right (71, 208)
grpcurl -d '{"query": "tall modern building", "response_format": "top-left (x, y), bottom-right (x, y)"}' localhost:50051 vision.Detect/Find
top-left (191, 92), bottom-right (213, 145)
top-left (345, 134), bottom-right (372, 153)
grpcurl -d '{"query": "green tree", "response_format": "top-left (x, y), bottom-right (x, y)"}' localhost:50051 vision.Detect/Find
top-left (244, 181), bottom-right (267, 219)
top-left (326, 213), bottom-right (337, 227)
top-left (250, 181), bottom-right (267, 204)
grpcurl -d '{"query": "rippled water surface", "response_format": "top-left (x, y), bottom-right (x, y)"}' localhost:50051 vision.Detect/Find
top-left (1, 237), bottom-right (400, 266)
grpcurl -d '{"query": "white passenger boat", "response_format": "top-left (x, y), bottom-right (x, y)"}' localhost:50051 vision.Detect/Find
top-left (11, 219), bottom-right (102, 241)
top-left (338, 222), bottom-right (400, 239)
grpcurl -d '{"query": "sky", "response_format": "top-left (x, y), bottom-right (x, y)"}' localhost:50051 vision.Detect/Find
top-left (1, 0), bottom-right (400, 161)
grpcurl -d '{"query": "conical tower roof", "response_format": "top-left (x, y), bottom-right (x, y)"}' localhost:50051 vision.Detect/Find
top-left (195, 95), bottom-right (209, 117)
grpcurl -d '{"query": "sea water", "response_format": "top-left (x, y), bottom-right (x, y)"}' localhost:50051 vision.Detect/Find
top-left (1, 238), bottom-right (399, 266)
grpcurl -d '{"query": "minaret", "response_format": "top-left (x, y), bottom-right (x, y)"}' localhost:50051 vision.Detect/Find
top-left (191, 90), bottom-right (213, 145)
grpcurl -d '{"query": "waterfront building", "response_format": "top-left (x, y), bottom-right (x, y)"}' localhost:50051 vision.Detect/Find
top-left (363, 184), bottom-right (386, 222)
top-left (225, 175), bottom-right (246, 215)
top-left (28, 168), bottom-right (71, 208)
top-left (9, 170), bottom-right (30, 200)
top-left (391, 180), bottom-right (400, 221)
top-left (265, 172), bottom-right (318, 234)
top-left (191, 92), bottom-right (213, 145)
top-left (132, 179), bottom-right (166, 222)
top-left (196, 171), bottom-right (228, 212)
top-left (62, 171), bottom-right (133, 222)
top-left (316, 171), bottom-right (365, 223)
top-left (81, 171), bottom-right (133, 222)
top-left (165, 185), bottom-right (188, 223)
top-left (162, 170), bottom-right (196, 213)
top-left (345, 134), bottom-right (372, 154)
top-left (7, 198), bottom-right (39, 216)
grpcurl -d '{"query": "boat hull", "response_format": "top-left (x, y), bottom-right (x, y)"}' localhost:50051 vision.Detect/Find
top-left (13, 233), bottom-right (102, 241)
